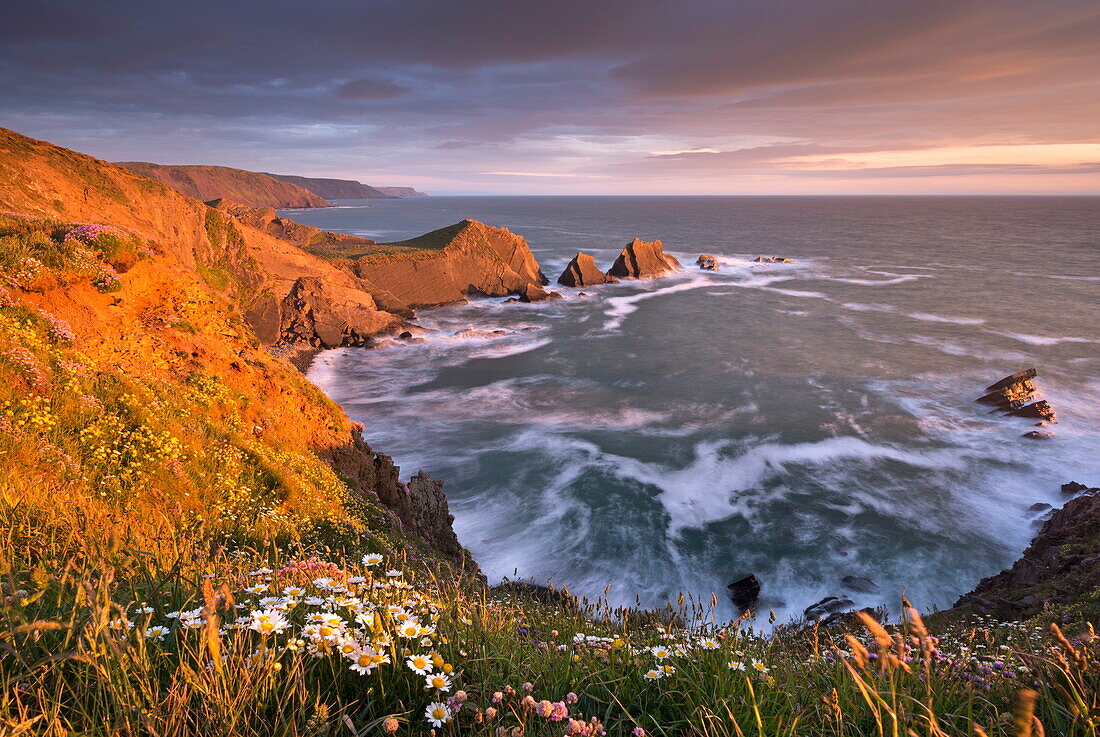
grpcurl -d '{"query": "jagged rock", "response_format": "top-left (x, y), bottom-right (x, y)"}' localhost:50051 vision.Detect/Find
top-left (950, 484), bottom-right (1100, 619)
top-left (519, 283), bottom-right (564, 303)
top-left (986, 368), bottom-right (1038, 393)
top-left (804, 596), bottom-right (855, 621)
top-left (840, 575), bottom-right (879, 594)
top-left (727, 574), bottom-right (761, 613)
top-left (977, 368), bottom-right (1037, 409)
top-left (278, 276), bottom-right (394, 348)
top-left (1062, 481), bottom-right (1089, 495)
top-left (753, 255), bottom-right (796, 264)
top-left (558, 252), bottom-right (616, 287)
top-left (1022, 430), bottom-right (1055, 440)
top-left (1029, 502), bottom-right (1052, 512)
top-left (455, 327), bottom-right (512, 339)
top-left (607, 238), bottom-right (681, 279)
top-left (696, 255), bottom-right (720, 271)
top-left (397, 331), bottom-right (414, 340)
top-left (1009, 400), bottom-right (1056, 422)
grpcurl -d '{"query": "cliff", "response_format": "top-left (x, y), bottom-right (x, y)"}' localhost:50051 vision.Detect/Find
top-left (951, 485), bottom-right (1100, 620)
top-left (0, 128), bottom-right (469, 566)
top-left (375, 186), bottom-right (429, 197)
top-left (265, 173), bottom-right (394, 200)
top-left (206, 198), bottom-right (377, 250)
top-left (116, 161), bottom-right (331, 208)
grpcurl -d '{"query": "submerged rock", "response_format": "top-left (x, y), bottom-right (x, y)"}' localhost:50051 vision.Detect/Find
top-left (1022, 430), bottom-right (1055, 440)
top-left (1009, 400), bottom-right (1056, 422)
top-left (978, 368), bottom-right (1057, 427)
top-left (558, 252), bottom-right (617, 287)
top-left (1062, 481), bottom-right (1089, 495)
top-left (727, 574), bottom-right (761, 613)
top-left (753, 255), bottom-right (796, 264)
top-left (607, 238), bottom-right (681, 279)
top-left (840, 575), bottom-right (879, 594)
top-left (804, 596), bottom-right (855, 621)
top-left (696, 255), bottom-right (720, 271)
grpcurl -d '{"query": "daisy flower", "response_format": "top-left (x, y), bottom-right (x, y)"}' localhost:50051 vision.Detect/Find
top-left (425, 673), bottom-right (452, 692)
top-left (283, 586), bottom-right (307, 597)
top-left (406, 654), bottom-right (433, 675)
top-left (144, 625), bottom-right (170, 640)
top-left (425, 702), bottom-right (452, 728)
top-left (243, 584), bottom-right (267, 595)
top-left (362, 553), bottom-right (384, 567)
top-left (698, 638), bottom-right (720, 650)
top-left (249, 609), bottom-right (289, 635)
top-left (398, 623), bottom-right (423, 639)
top-left (349, 648), bottom-right (380, 675)
top-left (643, 669), bottom-right (664, 680)
top-left (751, 659), bottom-right (768, 674)
top-left (650, 646), bottom-right (672, 659)
top-left (728, 661), bottom-right (746, 671)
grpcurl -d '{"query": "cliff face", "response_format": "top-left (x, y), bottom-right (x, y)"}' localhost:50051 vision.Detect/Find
top-left (341, 219), bottom-right (549, 310)
top-left (375, 186), bottom-right (428, 198)
top-left (265, 173), bottom-right (393, 200)
top-left (952, 487), bottom-right (1100, 620)
top-left (0, 128), bottom-right (470, 567)
top-left (2, 131), bottom-right (400, 349)
top-left (207, 199), bottom-right (377, 250)
top-left (116, 161), bottom-right (331, 208)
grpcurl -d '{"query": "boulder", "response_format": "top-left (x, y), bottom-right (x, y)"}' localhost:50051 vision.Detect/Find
top-left (607, 238), bottom-right (681, 280)
top-left (557, 252), bottom-right (616, 287)
top-left (1028, 502), bottom-right (1052, 513)
top-left (518, 283), bottom-right (564, 303)
top-left (840, 575), bottom-right (879, 594)
top-left (1062, 481), bottom-right (1089, 495)
top-left (1022, 430), bottom-right (1055, 440)
top-left (803, 596), bottom-right (855, 621)
top-left (978, 368), bottom-right (1037, 409)
top-left (753, 255), bottom-right (796, 264)
top-left (1008, 400), bottom-right (1056, 422)
top-left (986, 368), bottom-right (1037, 392)
top-left (696, 255), bottom-right (720, 271)
top-left (726, 574), bottom-right (761, 613)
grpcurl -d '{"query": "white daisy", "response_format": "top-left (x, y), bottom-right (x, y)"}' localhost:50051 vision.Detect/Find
top-left (425, 702), bottom-right (452, 728)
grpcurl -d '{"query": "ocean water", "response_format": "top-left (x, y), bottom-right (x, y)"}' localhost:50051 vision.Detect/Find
top-left (287, 196), bottom-right (1100, 622)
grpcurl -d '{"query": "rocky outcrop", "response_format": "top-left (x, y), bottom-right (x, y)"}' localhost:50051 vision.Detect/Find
top-left (265, 173), bottom-right (393, 200)
top-left (206, 199), bottom-right (376, 250)
top-left (278, 277), bottom-right (396, 348)
top-left (753, 255), bottom-right (796, 264)
top-left (696, 255), bottom-right (719, 271)
top-left (518, 283), bottom-right (563, 303)
top-left (804, 596), bottom-right (855, 621)
top-left (977, 368), bottom-right (1057, 429)
top-left (347, 220), bottom-right (549, 310)
top-left (951, 484), bottom-right (1100, 619)
top-left (727, 574), bottom-right (761, 613)
top-left (841, 575), bottom-right (879, 594)
top-left (116, 162), bottom-right (330, 208)
top-left (558, 252), bottom-right (616, 287)
top-left (607, 238), bottom-right (681, 279)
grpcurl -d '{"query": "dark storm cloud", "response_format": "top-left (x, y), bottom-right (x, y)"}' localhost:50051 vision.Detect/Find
top-left (0, 0), bottom-right (1097, 192)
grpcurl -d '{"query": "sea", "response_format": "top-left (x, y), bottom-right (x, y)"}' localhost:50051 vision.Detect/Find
top-left (284, 196), bottom-right (1100, 623)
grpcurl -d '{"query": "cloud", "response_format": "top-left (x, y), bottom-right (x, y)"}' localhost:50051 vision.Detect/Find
top-left (0, 0), bottom-right (1097, 193)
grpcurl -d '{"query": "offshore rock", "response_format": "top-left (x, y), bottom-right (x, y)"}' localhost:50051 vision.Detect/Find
top-left (753, 255), bottom-right (796, 263)
top-left (1022, 430), bottom-right (1055, 440)
top-left (558, 252), bottom-right (616, 287)
top-left (978, 368), bottom-right (1037, 410)
top-left (519, 283), bottom-right (564, 303)
top-left (840, 575), bottom-right (880, 594)
top-left (696, 255), bottom-right (720, 271)
top-left (1008, 400), bottom-right (1056, 422)
top-left (804, 596), bottom-right (856, 621)
top-left (607, 238), bottom-right (681, 279)
top-left (727, 574), bottom-right (761, 613)
top-left (278, 276), bottom-right (393, 348)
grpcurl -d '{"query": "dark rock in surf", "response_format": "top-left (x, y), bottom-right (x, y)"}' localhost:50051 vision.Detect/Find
top-left (803, 596), bottom-right (856, 621)
top-left (1023, 430), bottom-right (1055, 440)
top-left (696, 255), bottom-right (720, 271)
top-left (1009, 400), bottom-right (1056, 422)
top-left (1062, 481), bottom-right (1089, 495)
top-left (753, 255), bottom-right (796, 264)
top-left (727, 574), bottom-right (761, 613)
top-left (607, 238), bottom-right (681, 279)
top-left (840, 575), bottom-right (879, 594)
top-left (1029, 502), bottom-right (1052, 513)
top-left (558, 252), bottom-right (616, 287)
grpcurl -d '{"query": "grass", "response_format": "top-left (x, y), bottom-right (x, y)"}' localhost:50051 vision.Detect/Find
top-left (3, 216), bottom-right (1100, 736)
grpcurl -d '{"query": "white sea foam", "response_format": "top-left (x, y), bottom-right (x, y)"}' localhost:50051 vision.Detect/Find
top-left (988, 331), bottom-right (1100, 346)
top-left (602, 275), bottom-right (715, 331)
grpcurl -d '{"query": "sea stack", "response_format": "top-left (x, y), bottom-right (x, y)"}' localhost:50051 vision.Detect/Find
top-left (557, 252), bottom-right (617, 287)
top-left (606, 238), bottom-right (681, 279)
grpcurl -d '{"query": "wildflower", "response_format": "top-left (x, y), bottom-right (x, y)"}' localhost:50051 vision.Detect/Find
top-left (313, 577), bottom-right (336, 590)
top-left (244, 584), bottom-right (267, 595)
top-left (485, 707), bottom-right (497, 720)
top-left (249, 609), bottom-right (289, 635)
top-left (407, 654), bottom-right (433, 674)
top-left (425, 673), bottom-right (452, 692)
top-left (633, 729), bottom-right (646, 737)
top-left (398, 623), bottom-right (423, 638)
top-left (283, 586), bottom-right (306, 597)
top-left (382, 717), bottom-right (400, 733)
top-left (363, 554), bottom-right (384, 566)
top-left (728, 661), bottom-right (746, 671)
top-left (549, 701), bottom-right (569, 721)
top-left (699, 638), bottom-right (720, 650)
top-left (386, 570), bottom-right (402, 578)
top-left (491, 692), bottom-right (504, 703)
top-left (643, 669), bottom-right (664, 680)
top-left (133, 603), bottom-right (154, 615)
top-left (661, 664), bottom-right (676, 675)
top-left (650, 646), bottom-right (672, 659)
top-left (425, 702), bottom-right (452, 728)
top-left (565, 692), bottom-right (578, 705)
top-left (144, 625), bottom-right (170, 641)
top-left (522, 681), bottom-right (534, 693)
top-left (349, 648), bottom-right (381, 675)
top-left (751, 659), bottom-right (768, 674)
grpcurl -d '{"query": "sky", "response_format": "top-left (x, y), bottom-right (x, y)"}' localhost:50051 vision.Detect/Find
top-left (1, 0), bottom-right (1099, 195)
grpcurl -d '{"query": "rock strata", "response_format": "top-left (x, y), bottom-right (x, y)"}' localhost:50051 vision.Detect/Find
top-left (607, 238), bottom-right (681, 279)
top-left (558, 252), bottom-right (616, 287)
top-left (978, 368), bottom-right (1057, 428)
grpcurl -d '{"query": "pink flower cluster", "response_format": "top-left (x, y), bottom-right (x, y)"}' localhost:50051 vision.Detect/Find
top-left (4, 346), bottom-right (48, 388)
top-left (39, 310), bottom-right (76, 344)
top-left (66, 223), bottom-right (131, 242)
top-left (565, 717), bottom-right (606, 736)
top-left (93, 264), bottom-right (121, 292)
top-left (275, 556), bottom-right (344, 580)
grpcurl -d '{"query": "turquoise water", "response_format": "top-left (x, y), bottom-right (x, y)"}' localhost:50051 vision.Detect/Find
top-left (288, 196), bottom-right (1100, 621)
